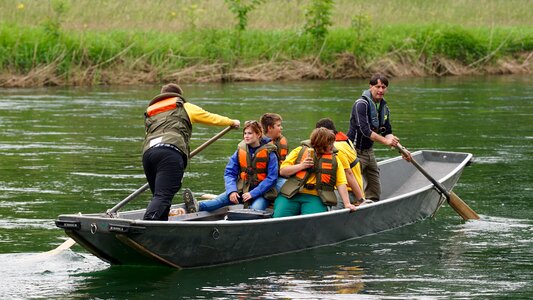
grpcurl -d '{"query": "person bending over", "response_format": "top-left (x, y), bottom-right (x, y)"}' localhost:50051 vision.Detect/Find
top-left (142, 83), bottom-right (239, 221)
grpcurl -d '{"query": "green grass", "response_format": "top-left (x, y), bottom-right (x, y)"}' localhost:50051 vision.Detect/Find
top-left (4, 0), bottom-right (532, 31)
top-left (1, 0), bottom-right (532, 85)
top-left (2, 23), bottom-right (530, 68)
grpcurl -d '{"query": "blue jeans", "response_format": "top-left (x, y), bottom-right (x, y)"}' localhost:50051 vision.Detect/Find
top-left (276, 177), bottom-right (287, 192)
top-left (199, 192), bottom-right (270, 212)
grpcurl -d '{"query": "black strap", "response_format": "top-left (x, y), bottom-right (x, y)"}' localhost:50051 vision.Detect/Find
top-left (349, 157), bottom-right (360, 169)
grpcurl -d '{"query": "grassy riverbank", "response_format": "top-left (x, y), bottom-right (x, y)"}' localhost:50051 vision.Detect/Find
top-left (1, 0), bottom-right (532, 87)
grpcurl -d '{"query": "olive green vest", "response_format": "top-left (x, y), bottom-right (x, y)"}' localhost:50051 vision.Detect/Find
top-left (142, 93), bottom-right (192, 161)
top-left (280, 141), bottom-right (338, 206)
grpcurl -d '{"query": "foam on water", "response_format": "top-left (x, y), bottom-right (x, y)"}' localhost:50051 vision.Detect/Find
top-left (0, 251), bottom-right (107, 299)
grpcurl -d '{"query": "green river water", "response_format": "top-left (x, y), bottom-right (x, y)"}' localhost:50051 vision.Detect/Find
top-left (0, 75), bottom-right (531, 299)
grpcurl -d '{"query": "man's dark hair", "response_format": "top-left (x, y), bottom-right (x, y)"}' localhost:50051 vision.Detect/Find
top-left (369, 74), bottom-right (389, 87)
top-left (315, 118), bottom-right (337, 134)
top-left (161, 83), bottom-right (183, 95)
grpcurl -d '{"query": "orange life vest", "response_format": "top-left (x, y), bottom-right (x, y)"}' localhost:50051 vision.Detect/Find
top-left (272, 135), bottom-right (289, 164)
top-left (236, 140), bottom-right (277, 193)
top-left (280, 141), bottom-right (338, 206)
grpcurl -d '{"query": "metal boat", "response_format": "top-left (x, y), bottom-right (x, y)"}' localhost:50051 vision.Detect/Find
top-left (55, 150), bottom-right (473, 268)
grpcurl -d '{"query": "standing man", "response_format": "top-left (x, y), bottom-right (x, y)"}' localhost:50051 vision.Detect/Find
top-left (347, 74), bottom-right (411, 201)
top-left (142, 83), bottom-right (240, 220)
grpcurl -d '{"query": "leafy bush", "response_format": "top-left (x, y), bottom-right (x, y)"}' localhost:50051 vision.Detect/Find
top-left (303, 0), bottom-right (334, 42)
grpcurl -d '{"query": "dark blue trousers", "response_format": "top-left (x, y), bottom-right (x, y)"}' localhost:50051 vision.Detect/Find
top-left (142, 147), bottom-right (186, 221)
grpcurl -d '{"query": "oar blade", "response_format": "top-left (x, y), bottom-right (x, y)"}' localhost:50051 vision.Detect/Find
top-left (37, 238), bottom-right (76, 258)
top-left (448, 191), bottom-right (480, 220)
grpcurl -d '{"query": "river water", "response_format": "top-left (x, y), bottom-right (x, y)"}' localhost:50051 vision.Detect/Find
top-left (0, 75), bottom-right (531, 299)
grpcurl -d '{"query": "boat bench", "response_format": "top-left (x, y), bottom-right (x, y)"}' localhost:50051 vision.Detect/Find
top-left (225, 208), bottom-right (273, 220)
top-left (167, 206), bottom-right (273, 221)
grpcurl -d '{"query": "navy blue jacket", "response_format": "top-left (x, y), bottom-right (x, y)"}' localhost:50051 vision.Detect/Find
top-left (347, 90), bottom-right (392, 150)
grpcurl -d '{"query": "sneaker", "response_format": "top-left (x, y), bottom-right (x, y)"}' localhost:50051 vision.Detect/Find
top-left (183, 188), bottom-right (199, 213)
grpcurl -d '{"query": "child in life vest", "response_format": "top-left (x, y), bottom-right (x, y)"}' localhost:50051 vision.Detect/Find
top-left (260, 113), bottom-right (289, 192)
top-left (273, 127), bottom-right (357, 217)
top-left (190, 120), bottom-right (279, 212)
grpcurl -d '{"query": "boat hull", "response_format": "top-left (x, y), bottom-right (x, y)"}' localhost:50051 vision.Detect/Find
top-left (56, 150), bottom-right (472, 268)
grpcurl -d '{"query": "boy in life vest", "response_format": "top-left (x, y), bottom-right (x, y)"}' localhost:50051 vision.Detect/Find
top-left (315, 118), bottom-right (368, 207)
top-left (191, 120), bottom-right (279, 212)
top-left (273, 127), bottom-right (357, 218)
top-left (142, 83), bottom-right (240, 221)
top-left (260, 113), bottom-right (289, 191)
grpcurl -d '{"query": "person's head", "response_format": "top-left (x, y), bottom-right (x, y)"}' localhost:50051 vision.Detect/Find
top-left (260, 113), bottom-right (283, 139)
top-left (161, 83), bottom-right (183, 95)
top-left (315, 118), bottom-right (337, 134)
top-left (243, 120), bottom-right (263, 146)
top-left (369, 74), bottom-right (389, 101)
top-left (310, 127), bottom-right (335, 155)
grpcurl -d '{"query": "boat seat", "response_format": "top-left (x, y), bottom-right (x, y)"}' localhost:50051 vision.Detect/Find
top-left (225, 209), bottom-right (273, 221)
top-left (168, 206), bottom-right (231, 221)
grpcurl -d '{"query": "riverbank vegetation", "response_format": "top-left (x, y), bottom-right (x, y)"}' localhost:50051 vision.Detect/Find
top-left (1, 0), bottom-right (532, 87)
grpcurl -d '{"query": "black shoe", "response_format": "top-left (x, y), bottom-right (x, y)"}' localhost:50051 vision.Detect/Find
top-left (183, 188), bottom-right (199, 213)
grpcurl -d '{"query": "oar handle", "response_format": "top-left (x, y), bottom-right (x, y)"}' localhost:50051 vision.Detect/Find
top-left (107, 126), bottom-right (235, 215)
top-left (396, 146), bottom-right (450, 199)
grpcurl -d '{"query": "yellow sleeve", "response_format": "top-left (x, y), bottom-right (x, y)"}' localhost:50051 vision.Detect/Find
top-left (335, 156), bottom-right (348, 186)
top-left (183, 102), bottom-right (234, 126)
top-left (334, 143), bottom-right (351, 170)
top-left (280, 146), bottom-right (303, 169)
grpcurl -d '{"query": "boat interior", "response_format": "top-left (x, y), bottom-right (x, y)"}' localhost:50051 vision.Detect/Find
top-left (71, 150), bottom-right (471, 223)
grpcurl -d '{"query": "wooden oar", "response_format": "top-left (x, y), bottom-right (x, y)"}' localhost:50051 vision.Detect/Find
top-left (40, 237), bottom-right (77, 256)
top-left (48, 125), bottom-right (235, 255)
top-left (396, 146), bottom-right (479, 220)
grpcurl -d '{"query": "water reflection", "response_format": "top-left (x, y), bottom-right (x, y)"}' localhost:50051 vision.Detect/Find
top-left (65, 246), bottom-right (372, 299)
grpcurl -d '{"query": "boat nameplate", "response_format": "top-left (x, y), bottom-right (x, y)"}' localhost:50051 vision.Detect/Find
top-left (54, 220), bottom-right (81, 230)
top-left (108, 224), bottom-right (146, 234)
